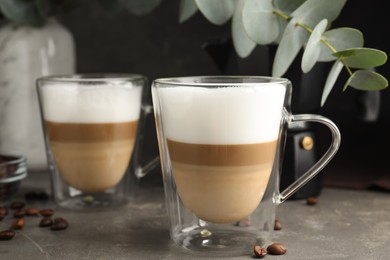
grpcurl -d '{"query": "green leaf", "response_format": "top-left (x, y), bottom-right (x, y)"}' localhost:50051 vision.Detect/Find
top-left (179, 0), bottom-right (198, 23)
top-left (242, 0), bottom-right (279, 44)
top-left (118, 0), bottom-right (161, 15)
top-left (344, 70), bottom-right (388, 91)
top-left (333, 48), bottom-right (387, 69)
top-left (274, 0), bottom-right (306, 14)
top-left (0, 0), bottom-right (47, 27)
top-left (232, 0), bottom-right (256, 58)
top-left (302, 19), bottom-right (328, 73)
top-left (195, 0), bottom-right (234, 25)
top-left (291, 0), bottom-right (346, 27)
top-left (272, 17), bottom-right (309, 77)
top-left (321, 60), bottom-right (344, 106)
top-left (274, 15), bottom-right (288, 44)
top-left (318, 28), bottom-right (364, 62)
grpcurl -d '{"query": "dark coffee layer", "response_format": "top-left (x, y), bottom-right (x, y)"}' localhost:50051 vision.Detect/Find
top-left (167, 139), bottom-right (278, 166)
top-left (45, 121), bottom-right (138, 142)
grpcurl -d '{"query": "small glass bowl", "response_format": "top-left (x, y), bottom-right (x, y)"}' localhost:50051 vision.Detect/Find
top-left (0, 154), bottom-right (28, 206)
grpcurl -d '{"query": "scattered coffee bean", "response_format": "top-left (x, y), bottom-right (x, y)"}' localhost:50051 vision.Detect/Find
top-left (39, 209), bottom-right (54, 217)
top-left (51, 218), bottom-right (68, 231)
top-left (39, 218), bottom-right (53, 227)
top-left (10, 201), bottom-right (25, 210)
top-left (12, 218), bottom-right (25, 230)
top-left (274, 219), bottom-right (282, 230)
top-left (306, 197), bottom-right (318, 206)
top-left (0, 230), bottom-right (15, 241)
top-left (0, 207), bottom-right (8, 221)
top-left (267, 242), bottom-right (287, 255)
top-left (13, 209), bottom-right (26, 218)
top-left (253, 245), bottom-right (267, 258)
top-left (25, 208), bottom-right (40, 216)
top-left (0, 207), bottom-right (8, 217)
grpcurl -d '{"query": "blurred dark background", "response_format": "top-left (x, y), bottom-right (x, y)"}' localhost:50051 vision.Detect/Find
top-left (56, 0), bottom-right (389, 191)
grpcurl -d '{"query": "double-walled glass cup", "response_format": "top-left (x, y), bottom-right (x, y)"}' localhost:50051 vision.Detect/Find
top-left (152, 76), bottom-right (341, 256)
top-left (37, 74), bottom-right (159, 209)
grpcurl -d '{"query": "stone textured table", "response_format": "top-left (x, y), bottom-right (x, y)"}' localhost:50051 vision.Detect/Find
top-left (1, 171), bottom-right (389, 260)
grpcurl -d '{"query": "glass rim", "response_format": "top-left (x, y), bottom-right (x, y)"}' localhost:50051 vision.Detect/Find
top-left (37, 73), bottom-right (146, 84)
top-left (153, 75), bottom-right (290, 87)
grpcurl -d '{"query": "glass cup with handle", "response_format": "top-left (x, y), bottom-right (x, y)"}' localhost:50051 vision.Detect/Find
top-left (151, 76), bottom-right (341, 256)
top-left (37, 74), bottom-right (160, 209)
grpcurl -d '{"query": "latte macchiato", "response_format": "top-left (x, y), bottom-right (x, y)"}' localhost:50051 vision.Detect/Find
top-left (41, 84), bottom-right (142, 193)
top-left (158, 85), bottom-right (285, 224)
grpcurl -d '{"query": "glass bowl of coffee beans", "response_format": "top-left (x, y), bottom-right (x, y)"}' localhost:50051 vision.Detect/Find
top-left (0, 154), bottom-right (28, 206)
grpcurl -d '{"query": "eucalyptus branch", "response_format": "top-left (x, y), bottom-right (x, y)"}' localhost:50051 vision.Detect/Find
top-left (273, 10), bottom-right (354, 76)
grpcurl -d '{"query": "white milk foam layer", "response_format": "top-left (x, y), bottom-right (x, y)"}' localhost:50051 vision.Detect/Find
top-left (42, 83), bottom-right (142, 123)
top-left (157, 84), bottom-right (286, 144)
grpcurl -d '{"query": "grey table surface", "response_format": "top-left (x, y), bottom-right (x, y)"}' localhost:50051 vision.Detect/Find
top-left (1, 171), bottom-right (389, 260)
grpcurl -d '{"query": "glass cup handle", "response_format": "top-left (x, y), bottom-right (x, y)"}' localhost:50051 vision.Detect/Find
top-left (133, 104), bottom-right (160, 178)
top-left (277, 112), bottom-right (341, 204)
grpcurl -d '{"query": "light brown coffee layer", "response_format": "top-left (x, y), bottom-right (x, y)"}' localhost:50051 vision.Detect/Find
top-left (50, 140), bottom-right (135, 192)
top-left (45, 121), bottom-right (138, 142)
top-left (168, 140), bottom-right (278, 224)
top-left (172, 162), bottom-right (273, 224)
top-left (46, 121), bottom-right (138, 193)
top-left (167, 139), bottom-right (277, 166)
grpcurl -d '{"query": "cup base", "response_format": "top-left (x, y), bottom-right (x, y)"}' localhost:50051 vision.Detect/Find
top-left (56, 193), bottom-right (128, 210)
top-left (173, 227), bottom-right (264, 257)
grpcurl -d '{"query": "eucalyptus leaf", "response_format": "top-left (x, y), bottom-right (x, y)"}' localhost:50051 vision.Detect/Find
top-left (321, 60), bottom-right (343, 106)
top-left (195, 0), bottom-right (234, 25)
top-left (232, 0), bottom-right (256, 58)
top-left (0, 0), bottom-right (47, 27)
top-left (274, 0), bottom-right (306, 14)
top-left (118, 0), bottom-right (161, 15)
top-left (179, 0), bottom-right (198, 23)
top-left (291, 0), bottom-right (346, 27)
top-left (242, 0), bottom-right (279, 44)
top-left (333, 48), bottom-right (387, 69)
top-left (318, 28), bottom-right (364, 62)
top-left (345, 70), bottom-right (388, 91)
top-left (272, 17), bottom-right (309, 77)
top-left (302, 19), bottom-right (328, 73)
top-left (274, 15), bottom-right (288, 44)
top-left (272, 0), bottom-right (305, 43)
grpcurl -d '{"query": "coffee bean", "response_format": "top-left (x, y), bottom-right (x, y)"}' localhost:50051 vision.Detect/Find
top-left (13, 209), bottom-right (26, 218)
top-left (0, 230), bottom-right (15, 241)
top-left (306, 197), bottom-right (318, 206)
top-left (274, 219), bottom-right (282, 230)
top-left (10, 201), bottom-right (25, 210)
top-left (12, 218), bottom-right (25, 230)
top-left (25, 208), bottom-right (39, 216)
top-left (253, 245), bottom-right (267, 258)
top-left (51, 218), bottom-right (68, 231)
top-left (267, 242), bottom-right (287, 255)
top-left (0, 207), bottom-right (8, 217)
top-left (39, 218), bottom-right (53, 227)
top-left (39, 209), bottom-right (54, 217)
